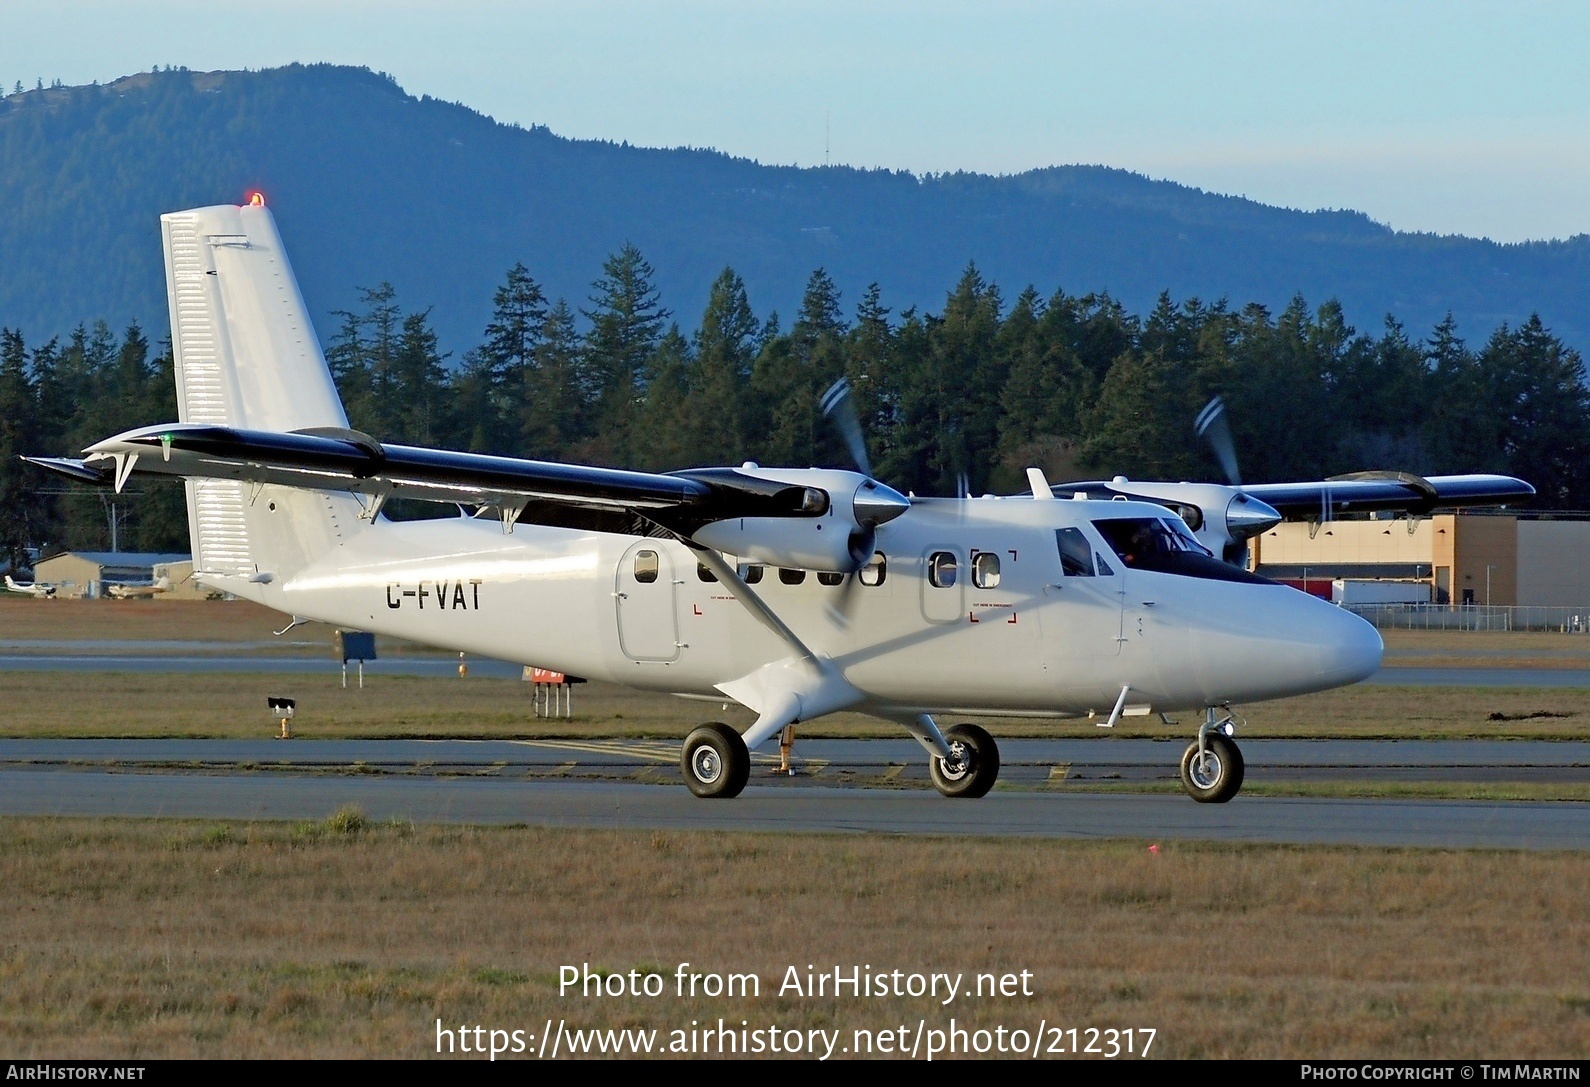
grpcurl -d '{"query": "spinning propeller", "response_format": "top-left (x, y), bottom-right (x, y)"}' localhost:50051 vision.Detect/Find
top-left (1194, 395), bottom-right (1241, 487)
top-left (818, 377), bottom-right (873, 480)
top-left (819, 377), bottom-right (906, 626)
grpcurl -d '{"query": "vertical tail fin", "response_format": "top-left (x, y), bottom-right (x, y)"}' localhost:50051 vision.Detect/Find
top-left (162, 200), bottom-right (359, 584)
top-left (163, 200), bottom-right (347, 430)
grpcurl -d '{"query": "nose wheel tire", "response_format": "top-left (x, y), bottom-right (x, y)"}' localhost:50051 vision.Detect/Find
top-left (1179, 734), bottom-right (1244, 803)
top-left (930, 723), bottom-right (1000, 798)
top-left (681, 723), bottom-right (750, 799)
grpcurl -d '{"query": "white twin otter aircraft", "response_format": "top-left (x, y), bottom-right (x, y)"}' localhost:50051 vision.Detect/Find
top-left (32, 201), bottom-right (1534, 803)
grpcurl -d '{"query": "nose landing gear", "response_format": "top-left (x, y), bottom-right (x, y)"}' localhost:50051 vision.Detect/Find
top-left (1179, 707), bottom-right (1244, 803)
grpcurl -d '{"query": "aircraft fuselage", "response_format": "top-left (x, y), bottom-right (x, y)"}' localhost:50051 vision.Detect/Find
top-left (230, 492), bottom-right (1382, 722)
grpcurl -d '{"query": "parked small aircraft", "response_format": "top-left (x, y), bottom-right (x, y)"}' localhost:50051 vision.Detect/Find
top-left (106, 576), bottom-right (172, 600)
top-left (28, 200), bottom-right (1532, 802)
top-left (4, 575), bottom-right (56, 599)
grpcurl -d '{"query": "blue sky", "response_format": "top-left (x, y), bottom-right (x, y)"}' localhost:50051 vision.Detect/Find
top-left (4, 0), bottom-right (1588, 242)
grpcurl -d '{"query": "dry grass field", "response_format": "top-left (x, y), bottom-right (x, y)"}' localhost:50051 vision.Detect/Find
top-left (1380, 629), bottom-right (1590, 669)
top-left (4, 670), bottom-right (1590, 741)
top-left (0, 817), bottom-right (1585, 1059)
top-left (0, 598), bottom-right (436, 656)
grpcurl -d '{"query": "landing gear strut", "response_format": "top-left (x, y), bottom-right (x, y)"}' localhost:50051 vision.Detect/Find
top-left (681, 722), bottom-right (750, 799)
top-left (930, 723), bottom-right (1001, 798)
top-left (1179, 707), bottom-right (1244, 803)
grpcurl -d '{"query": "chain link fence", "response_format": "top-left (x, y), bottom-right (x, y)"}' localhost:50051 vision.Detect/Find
top-left (1346, 604), bottom-right (1590, 632)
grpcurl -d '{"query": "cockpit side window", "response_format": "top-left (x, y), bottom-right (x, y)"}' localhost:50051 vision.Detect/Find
top-left (1055, 528), bottom-right (1095, 577)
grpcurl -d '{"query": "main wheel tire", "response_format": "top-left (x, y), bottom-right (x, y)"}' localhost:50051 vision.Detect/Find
top-left (930, 723), bottom-right (1000, 799)
top-left (681, 723), bottom-right (750, 799)
top-left (1179, 734), bottom-right (1244, 803)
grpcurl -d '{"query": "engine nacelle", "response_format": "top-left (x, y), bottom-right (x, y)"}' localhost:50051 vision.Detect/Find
top-left (690, 466), bottom-right (909, 572)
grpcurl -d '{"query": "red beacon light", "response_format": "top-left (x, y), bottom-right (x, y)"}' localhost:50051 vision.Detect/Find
top-left (246, 191), bottom-right (265, 207)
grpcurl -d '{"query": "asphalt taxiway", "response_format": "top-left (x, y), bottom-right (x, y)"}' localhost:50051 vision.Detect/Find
top-left (3, 737), bottom-right (1588, 784)
top-left (1, 738), bottom-right (1586, 849)
top-left (0, 771), bottom-right (1585, 849)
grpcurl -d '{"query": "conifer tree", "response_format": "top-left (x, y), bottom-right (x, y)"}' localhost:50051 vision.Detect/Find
top-left (521, 300), bottom-right (588, 460)
top-left (582, 244), bottom-right (669, 465)
top-left (630, 326), bottom-right (694, 471)
top-left (0, 328), bottom-right (41, 571)
top-left (679, 267), bottom-right (757, 465)
top-left (480, 263), bottom-right (549, 451)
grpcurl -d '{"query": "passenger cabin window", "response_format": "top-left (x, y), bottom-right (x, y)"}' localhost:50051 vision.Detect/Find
top-left (972, 552), bottom-right (1001, 589)
top-left (859, 552), bottom-right (887, 587)
top-left (1056, 528), bottom-right (1096, 577)
top-left (817, 571), bottom-right (844, 586)
top-left (928, 551), bottom-right (958, 588)
top-left (741, 564), bottom-right (765, 584)
top-left (697, 562), bottom-right (718, 583)
top-left (778, 568), bottom-right (807, 585)
top-left (633, 550), bottom-right (659, 584)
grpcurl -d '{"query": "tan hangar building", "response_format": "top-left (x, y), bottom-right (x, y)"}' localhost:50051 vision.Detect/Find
top-left (1248, 514), bottom-right (1590, 607)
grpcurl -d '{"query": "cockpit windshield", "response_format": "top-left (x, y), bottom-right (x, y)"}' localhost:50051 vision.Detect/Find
top-left (1091, 516), bottom-right (1271, 584)
top-left (1092, 517), bottom-right (1211, 565)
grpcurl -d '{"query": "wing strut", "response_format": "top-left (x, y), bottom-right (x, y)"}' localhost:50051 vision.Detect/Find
top-left (685, 541), bottom-right (816, 665)
top-left (667, 531), bottom-right (861, 749)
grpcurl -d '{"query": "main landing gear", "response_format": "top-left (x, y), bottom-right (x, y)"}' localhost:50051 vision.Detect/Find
top-left (929, 723), bottom-right (1001, 798)
top-left (678, 717), bottom-right (1004, 799)
top-left (681, 723), bottom-right (750, 799)
top-left (1179, 707), bottom-right (1244, 803)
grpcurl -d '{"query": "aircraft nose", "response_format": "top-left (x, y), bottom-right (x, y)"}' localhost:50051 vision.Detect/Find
top-left (1188, 585), bottom-right (1385, 704)
top-left (1309, 597), bottom-right (1384, 686)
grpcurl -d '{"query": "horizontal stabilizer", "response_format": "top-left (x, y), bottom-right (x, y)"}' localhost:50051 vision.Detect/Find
top-left (20, 457), bottom-right (113, 485)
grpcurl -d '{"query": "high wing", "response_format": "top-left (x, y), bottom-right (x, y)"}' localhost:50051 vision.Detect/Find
top-left (1240, 471), bottom-right (1536, 519)
top-left (1058, 470), bottom-right (1535, 564)
top-left (25, 421), bottom-right (833, 537)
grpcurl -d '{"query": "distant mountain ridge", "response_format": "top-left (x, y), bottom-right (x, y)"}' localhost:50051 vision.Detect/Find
top-left (1, 63), bottom-right (1586, 354)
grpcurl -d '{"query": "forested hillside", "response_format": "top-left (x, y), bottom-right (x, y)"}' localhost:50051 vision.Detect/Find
top-left (3, 256), bottom-right (1583, 568)
top-left (2, 64), bottom-right (1589, 356)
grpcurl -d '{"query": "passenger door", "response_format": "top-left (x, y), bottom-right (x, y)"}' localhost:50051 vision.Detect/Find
top-left (615, 542), bottom-right (681, 662)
